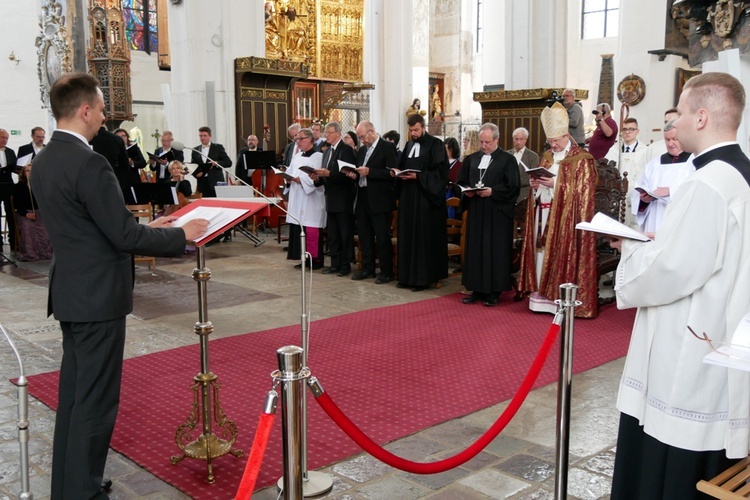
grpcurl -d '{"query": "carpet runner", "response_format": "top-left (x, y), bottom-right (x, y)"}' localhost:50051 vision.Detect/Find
top-left (24, 294), bottom-right (635, 499)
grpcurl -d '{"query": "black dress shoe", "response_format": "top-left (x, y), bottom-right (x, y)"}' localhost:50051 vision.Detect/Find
top-left (484, 295), bottom-right (499, 307)
top-left (375, 274), bottom-right (394, 284)
top-left (222, 233), bottom-right (232, 243)
top-left (101, 478), bottom-right (113, 492)
top-left (322, 267), bottom-right (340, 274)
top-left (351, 270), bottom-right (376, 280)
top-left (411, 285), bottom-right (428, 292)
top-left (337, 268), bottom-right (351, 277)
top-left (294, 263), bottom-right (303, 269)
top-left (396, 283), bottom-right (407, 289)
top-left (312, 261), bottom-right (324, 270)
top-left (462, 293), bottom-right (481, 304)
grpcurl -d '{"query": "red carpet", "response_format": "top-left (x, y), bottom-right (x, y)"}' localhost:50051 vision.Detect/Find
top-left (24, 294), bottom-right (634, 499)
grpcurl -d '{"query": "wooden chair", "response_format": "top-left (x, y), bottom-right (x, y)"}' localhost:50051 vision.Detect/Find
top-left (126, 204), bottom-right (157, 274)
top-left (594, 159), bottom-right (628, 304)
top-left (446, 197), bottom-right (465, 276)
top-left (697, 457), bottom-right (750, 498)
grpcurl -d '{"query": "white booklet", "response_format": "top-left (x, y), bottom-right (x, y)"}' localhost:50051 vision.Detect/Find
top-left (635, 186), bottom-right (665, 201)
top-left (575, 212), bottom-right (651, 241)
top-left (702, 312), bottom-right (750, 372)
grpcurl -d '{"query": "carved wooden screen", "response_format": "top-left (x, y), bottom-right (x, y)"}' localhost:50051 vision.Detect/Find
top-left (474, 88), bottom-right (589, 154)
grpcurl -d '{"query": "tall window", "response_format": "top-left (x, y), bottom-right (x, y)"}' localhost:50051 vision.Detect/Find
top-left (122, 0), bottom-right (158, 54)
top-left (582, 0), bottom-right (619, 40)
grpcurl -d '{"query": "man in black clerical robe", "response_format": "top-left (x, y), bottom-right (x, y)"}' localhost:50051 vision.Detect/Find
top-left (457, 123), bottom-right (520, 306)
top-left (393, 114), bottom-right (449, 291)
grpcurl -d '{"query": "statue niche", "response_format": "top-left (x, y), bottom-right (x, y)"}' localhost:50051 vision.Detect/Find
top-left (264, 0), bottom-right (310, 63)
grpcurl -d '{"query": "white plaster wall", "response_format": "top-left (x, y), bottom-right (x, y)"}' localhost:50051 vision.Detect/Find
top-left (0, 1), bottom-right (53, 151)
top-left (481, 0), bottom-right (505, 88)
top-left (167, 0), bottom-right (264, 157)
top-left (129, 52), bottom-right (172, 103)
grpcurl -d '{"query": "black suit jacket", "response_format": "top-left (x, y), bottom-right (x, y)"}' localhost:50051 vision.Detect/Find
top-left (318, 140), bottom-right (357, 213)
top-left (151, 147), bottom-right (184, 182)
top-left (33, 131), bottom-right (186, 322)
top-left (191, 143), bottom-right (232, 196)
top-left (0, 147), bottom-right (17, 186)
top-left (90, 127), bottom-right (132, 197)
top-left (17, 142), bottom-right (44, 161)
top-left (356, 138), bottom-right (397, 214)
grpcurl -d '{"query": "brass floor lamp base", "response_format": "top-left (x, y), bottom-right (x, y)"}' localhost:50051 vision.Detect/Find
top-left (170, 246), bottom-right (242, 483)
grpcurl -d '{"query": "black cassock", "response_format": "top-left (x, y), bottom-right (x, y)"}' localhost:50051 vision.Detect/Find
top-left (457, 149), bottom-right (520, 294)
top-left (396, 132), bottom-right (450, 287)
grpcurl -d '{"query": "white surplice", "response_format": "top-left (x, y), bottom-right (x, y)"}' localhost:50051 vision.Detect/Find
top-left (285, 151), bottom-right (326, 228)
top-left (615, 147), bottom-right (750, 458)
top-left (631, 155), bottom-right (695, 233)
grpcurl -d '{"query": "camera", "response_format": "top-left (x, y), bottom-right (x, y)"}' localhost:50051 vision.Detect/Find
top-left (546, 90), bottom-right (564, 106)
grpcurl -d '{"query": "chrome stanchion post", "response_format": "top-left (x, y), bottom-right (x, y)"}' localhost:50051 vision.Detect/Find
top-left (274, 346), bottom-right (309, 500)
top-left (1, 324), bottom-right (33, 499)
top-left (554, 283), bottom-right (579, 500)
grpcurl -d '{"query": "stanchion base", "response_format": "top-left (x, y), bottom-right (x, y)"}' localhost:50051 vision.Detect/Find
top-left (277, 471), bottom-right (334, 497)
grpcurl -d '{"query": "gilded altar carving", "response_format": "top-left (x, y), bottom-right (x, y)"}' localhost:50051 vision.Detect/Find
top-left (263, 0), bottom-right (364, 82)
top-left (671, 0), bottom-right (750, 65)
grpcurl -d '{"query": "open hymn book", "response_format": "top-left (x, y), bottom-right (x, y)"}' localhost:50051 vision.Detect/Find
top-left (701, 313), bottom-right (750, 371)
top-left (575, 212), bottom-right (651, 242)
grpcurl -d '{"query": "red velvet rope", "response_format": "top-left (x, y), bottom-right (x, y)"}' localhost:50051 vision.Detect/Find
top-left (315, 322), bottom-right (560, 474)
top-left (235, 411), bottom-right (275, 499)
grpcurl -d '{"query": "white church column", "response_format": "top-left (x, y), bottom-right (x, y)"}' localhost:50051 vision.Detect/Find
top-left (366, 1), bottom-right (415, 135)
top-left (167, 0), bottom-right (264, 155)
top-left (412, 0), bottom-right (430, 124)
top-left (505, 0), bottom-right (567, 89)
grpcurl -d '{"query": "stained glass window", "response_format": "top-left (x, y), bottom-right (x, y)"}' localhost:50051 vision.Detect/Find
top-left (122, 0), bottom-right (158, 54)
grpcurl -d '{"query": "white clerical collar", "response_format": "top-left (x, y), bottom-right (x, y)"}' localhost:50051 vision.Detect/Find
top-left (408, 142), bottom-right (421, 158)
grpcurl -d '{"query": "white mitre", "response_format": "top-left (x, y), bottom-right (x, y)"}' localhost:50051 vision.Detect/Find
top-left (541, 101), bottom-right (569, 138)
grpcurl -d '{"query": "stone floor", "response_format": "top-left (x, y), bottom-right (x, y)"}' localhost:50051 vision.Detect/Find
top-left (0, 231), bottom-right (623, 499)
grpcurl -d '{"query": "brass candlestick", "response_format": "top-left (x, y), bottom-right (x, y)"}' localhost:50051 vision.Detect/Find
top-left (170, 245), bottom-right (242, 483)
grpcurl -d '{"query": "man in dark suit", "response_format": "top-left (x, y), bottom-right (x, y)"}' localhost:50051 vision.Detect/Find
top-left (314, 121), bottom-right (358, 276)
top-left (506, 127), bottom-right (537, 204)
top-left (17, 126), bottom-right (46, 160)
top-left (349, 121), bottom-right (397, 283)
top-left (90, 124), bottom-right (133, 202)
top-left (191, 126), bottom-right (232, 197)
top-left (0, 128), bottom-right (18, 248)
top-left (235, 134), bottom-right (261, 186)
top-left (32, 72), bottom-right (208, 499)
top-left (150, 130), bottom-right (184, 182)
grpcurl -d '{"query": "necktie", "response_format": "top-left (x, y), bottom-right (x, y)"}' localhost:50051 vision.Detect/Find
top-left (625, 146), bottom-right (630, 153)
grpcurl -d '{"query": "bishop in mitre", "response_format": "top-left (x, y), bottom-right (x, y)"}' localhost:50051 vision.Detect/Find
top-left (517, 102), bottom-right (600, 318)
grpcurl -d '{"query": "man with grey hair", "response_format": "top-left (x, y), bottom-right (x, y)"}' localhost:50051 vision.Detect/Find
top-left (458, 122), bottom-right (520, 306)
top-left (630, 119), bottom-right (694, 233)
top-left (283, 123), bottom-right (302, 166)
top-left (506, 127), bottom-right (537, 204)
top-left (562, 89), bottom-right (585, 146)
top-left (314, 121), bottom-right (357, 276)
top-left (586, 102), bottom-right (617, 160)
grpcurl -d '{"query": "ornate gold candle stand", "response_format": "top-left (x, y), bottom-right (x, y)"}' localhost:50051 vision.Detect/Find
top-left (170, 245), bottom-right (242, 483)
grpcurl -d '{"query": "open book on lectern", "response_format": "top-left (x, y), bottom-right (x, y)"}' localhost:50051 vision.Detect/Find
top-left (168, 199), bottom-right (269, 246)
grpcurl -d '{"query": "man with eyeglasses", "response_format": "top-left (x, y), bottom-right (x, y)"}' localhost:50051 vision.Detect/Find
top-left (561, 89), bottom-right (585, 146)
top-left (610, 71), bottom-right (750, 500)
top-left (18, 126), bottom-right (46, 160)
top-left (517, 102), bottom-right (599, 318)
top-left (586, 102), bottom-right (618, 160)
top-left (606, 117), bottom-right (649, 228)
top-left (285, 128), bottom-right (326, 269)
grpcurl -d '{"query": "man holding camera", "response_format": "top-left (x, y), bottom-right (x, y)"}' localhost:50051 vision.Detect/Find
top-left (586, 102), bottom-right (618, 160)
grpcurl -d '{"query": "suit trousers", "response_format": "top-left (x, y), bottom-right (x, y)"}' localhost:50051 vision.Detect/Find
top-left (1, 183), bottom-right (16, 248)
top-left (355, 189), bottom-right (393, 276)
top-left (327, 210), bottom-right (354, 271)
top-left (52, 318), bottom-right (127, 500)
